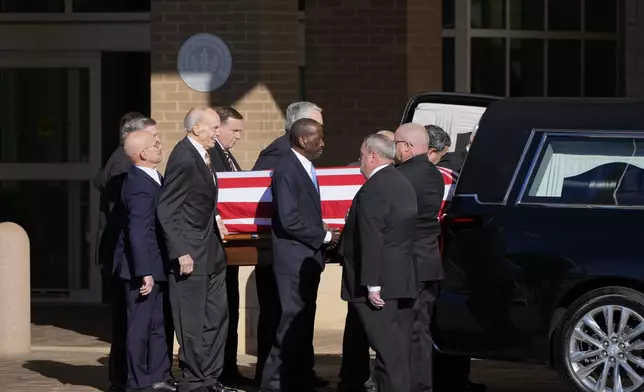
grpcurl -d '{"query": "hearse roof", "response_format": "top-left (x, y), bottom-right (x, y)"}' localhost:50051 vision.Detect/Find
top-left (455, 97), bottom-right (644, 204)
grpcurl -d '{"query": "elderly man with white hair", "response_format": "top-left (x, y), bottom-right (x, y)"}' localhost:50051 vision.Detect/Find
top-left (157, 107), bottom-right (235, 392)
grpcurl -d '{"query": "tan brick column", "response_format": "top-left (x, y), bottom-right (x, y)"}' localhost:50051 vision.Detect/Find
top-left (150, 0), bottom-right (299, 172)
top-left (305, 0), bottom-right (442, 166)
top-left (0, 222), bottom-right (30, 357)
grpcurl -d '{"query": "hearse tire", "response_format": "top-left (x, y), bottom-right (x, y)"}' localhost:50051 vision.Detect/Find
top-left (554, 286), bottom-right (644, 392)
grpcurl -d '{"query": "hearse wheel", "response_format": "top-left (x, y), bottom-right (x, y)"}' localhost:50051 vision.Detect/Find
top-left (557, 287), bottom-right (644, 392)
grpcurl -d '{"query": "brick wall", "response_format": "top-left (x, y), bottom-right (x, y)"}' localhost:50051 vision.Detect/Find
top-left (150, 0), bottom-right (300, 171)
top-left (625, 0), bottom-right (644, 98)
top-left (305, 0), bottom-right (442, 166)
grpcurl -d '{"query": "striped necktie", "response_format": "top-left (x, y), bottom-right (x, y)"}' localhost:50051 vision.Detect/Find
top-left (224, 149), bottom-right (238, 172)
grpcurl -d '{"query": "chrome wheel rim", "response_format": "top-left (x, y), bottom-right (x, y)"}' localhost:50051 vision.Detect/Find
top-left (568, 305), bottom-right (644, 392)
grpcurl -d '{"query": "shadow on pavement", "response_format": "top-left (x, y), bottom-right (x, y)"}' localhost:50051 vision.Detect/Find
top-left (22, 356), bottom-right (109, 391)
top-left (31, 304), bottom-right (113, 345)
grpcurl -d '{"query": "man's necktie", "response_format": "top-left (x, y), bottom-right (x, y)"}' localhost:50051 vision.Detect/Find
top-left (204, 151), bottom-right (213, 173)
top-left (224, 149), bottom-right (238, 172)
top-left (311, 166), bottom-right (319, 193)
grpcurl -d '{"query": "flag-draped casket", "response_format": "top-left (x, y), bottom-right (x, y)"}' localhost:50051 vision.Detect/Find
top-left (217, 166), bottom-right (458, 234)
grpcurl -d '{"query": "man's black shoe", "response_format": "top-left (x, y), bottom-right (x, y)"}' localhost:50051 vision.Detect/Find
top-left (219, 369), bottom-right (254, 387)
top-left (466, 380), bottom-right (488, 391)
top-left (208, 381), bottom-right (237, 392)
top-left (313, 373), bottom-right (329, 387)
top-left (151, 381), bottom-right (177, 392)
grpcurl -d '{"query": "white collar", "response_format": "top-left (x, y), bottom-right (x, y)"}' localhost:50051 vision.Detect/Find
top-left (187, 136), bottom-right (208, 161)
top-left (291, 148), bottom-right (313, 174)
top-left (135, 165), bottom-right (161, 185)
top-left (369, 164), bottom-right (390, 178)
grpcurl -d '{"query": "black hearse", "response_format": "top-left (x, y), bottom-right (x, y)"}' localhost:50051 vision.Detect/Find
top-left (403, 94), bottom-right (644, 392)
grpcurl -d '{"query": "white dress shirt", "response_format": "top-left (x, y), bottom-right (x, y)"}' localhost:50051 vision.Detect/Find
top-left (291, 149), bottom-right (332, 243)
top-left (187, 136), bottom-right (221, 221)
top-left (135, 165), bottom-right (162, 186)
top-left (366, 163), bottom-right (391, 293)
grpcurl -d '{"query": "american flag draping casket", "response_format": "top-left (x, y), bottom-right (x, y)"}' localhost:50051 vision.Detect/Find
top-left (217, 166), bottom-right (458, 234)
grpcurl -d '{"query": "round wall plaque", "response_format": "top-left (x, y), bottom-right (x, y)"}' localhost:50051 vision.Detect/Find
top-left (177, 33), bottom-right (232, 92)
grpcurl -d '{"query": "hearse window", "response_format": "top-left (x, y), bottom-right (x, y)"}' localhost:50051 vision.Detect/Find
top-left (522, 136), bottom-right (644, 207)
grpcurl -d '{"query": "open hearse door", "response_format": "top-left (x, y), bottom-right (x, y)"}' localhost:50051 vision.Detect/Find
top-left (222, 92), bottom-right (503, 267)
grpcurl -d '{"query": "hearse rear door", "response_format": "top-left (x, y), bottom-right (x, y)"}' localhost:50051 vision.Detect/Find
top-left (400, 92), bottom-right (501, 151)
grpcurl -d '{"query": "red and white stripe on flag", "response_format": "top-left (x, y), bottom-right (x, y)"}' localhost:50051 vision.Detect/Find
top-left (217, 166), bottom-right (458, 234)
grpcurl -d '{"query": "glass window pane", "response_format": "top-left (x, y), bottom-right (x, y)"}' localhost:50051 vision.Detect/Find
top-left (471, 38), bottom-right (506, 96)
top-left (585, 40), bottom-right (618, 97)
top-left (548, 40), bottom-right (581, 96)
top-left (443, 0), bottom-right (455, 28)
top-left (585, 0), bottom-right (617, 33)
top-left (0, 68), bottom-right (90, 163)
top-left (510, 39), bottom-right (544, 96)
top-left (443, 38), bottom-right (455, 92)
top-left (510, 0), bottom-right (545, 30)
top-left (0, 181), bottom-right (90, 290)
top-left (523, 137), bottom-right (644, 206)
top-left (0, 0), bottom-right (64, 12)
top-left (471, 0), bottom-right (506, 29)
top-left (73, 0), bottom-right (150, 12)
top-left (548, 0), bottom-right (581, 31)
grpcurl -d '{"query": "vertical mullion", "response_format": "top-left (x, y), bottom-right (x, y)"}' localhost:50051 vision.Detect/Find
top-left (505, 0), bottom-right (511, 96)
top-left (580, 0), bottom-right (585, 96)
top-left (455, 0), bottom-right (472, 92)
top-left (544, 0), bottom-right (549, 96)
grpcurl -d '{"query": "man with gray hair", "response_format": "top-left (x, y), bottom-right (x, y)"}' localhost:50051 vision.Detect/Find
top-left (337, 133), bottom-right (417, 392)
top-left (425, 124), bottom-right (452, 165)
top-left (252, 101), bottom-right (323, 171)
top-left (251, 101), bottom-right (329, 388)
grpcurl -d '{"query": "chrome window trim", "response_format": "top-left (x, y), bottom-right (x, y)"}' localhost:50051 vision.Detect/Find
top-left (515, 129), bottom-right (644, 209)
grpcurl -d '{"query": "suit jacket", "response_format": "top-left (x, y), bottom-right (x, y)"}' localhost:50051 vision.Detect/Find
top-left (396, 155), bottom-right (445, 282)
top-left (157, 137), bottom-right (226, 276)
top-left (438, 149), bottom-right (468, 173)
top-left (252, 133), bottom-right (290, 170)
top-left (271, 150), bottom-right (327, 276)
top-left (94, 146), bottom-right (132, 268)
top-left (113, 166), bottom-right (167, 282)
top-left (339, 165), bottom-right (418, 302)
top-left (209, 142), bottom-right (241, 172)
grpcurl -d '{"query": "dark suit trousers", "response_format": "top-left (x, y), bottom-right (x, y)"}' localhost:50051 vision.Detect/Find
top-left (169, 271), bottom-right (229, 392)
top-left (109, 280), bottom-right (171, 390)
top-left (109, 278), bottom-right (127, 388)
top-left (355, 299), bottom-right (413, 392)
top-left (223, 265), bottom-right (240, 373)
top-left (410, 282), bottom-right (439, 392)
top-left (254, 265), bottom-right (281, 382)
top-left (261, 265), bottom-right (321, 392)
top-left (338, 302), bottom-right (371, 388)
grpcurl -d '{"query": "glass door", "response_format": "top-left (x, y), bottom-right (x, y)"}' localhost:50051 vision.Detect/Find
top-left (0, 53), bottom-right (102, 302)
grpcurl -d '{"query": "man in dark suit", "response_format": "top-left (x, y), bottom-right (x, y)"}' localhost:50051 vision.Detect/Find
top-left (251, 102), bottom-right (329, 388)
top-left (339, 133), bottom-right (417, 392)
top-left (206, 106), bottom-right (251, 387)
top-left (338, 129), bottom-right (395, 392)
top-left (260, 118), bottom-right (339, 392)
top-left (98, 115), bottom-right (173, 392)
top-left (157, 107), bottom-right (234, 392)
top-left (429, 125), bottom-right (486, 392)
top-left (394, 123), bottom-right (445, 392)
top-left (111, 129), bottom-right (175, 392)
